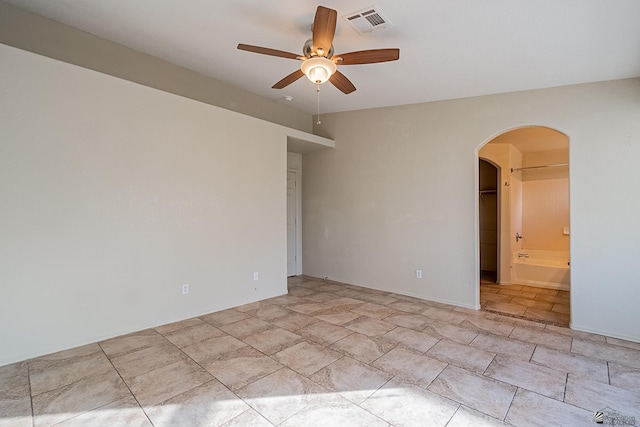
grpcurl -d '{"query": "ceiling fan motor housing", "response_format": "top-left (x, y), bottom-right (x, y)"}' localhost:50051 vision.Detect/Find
top-left (303, 38), bottom-right (334, 59)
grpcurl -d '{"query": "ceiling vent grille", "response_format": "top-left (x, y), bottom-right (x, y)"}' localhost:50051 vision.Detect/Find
top-left (344, 7), bottom-right (391, 35)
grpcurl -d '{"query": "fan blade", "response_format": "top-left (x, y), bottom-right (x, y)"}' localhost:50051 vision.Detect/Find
top-left (237, 44), bottom-right (300, 60)
top-left (329, 71), bottom-right (356, 94)
top-left (312, 6), bottom-right (337, 56)
top-left (272, 69), bottom-right (305, 89)
top-left (334, 49), bottom-right (400, 65)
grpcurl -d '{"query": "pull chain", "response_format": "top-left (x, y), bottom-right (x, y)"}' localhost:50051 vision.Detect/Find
top-left (316, 83), bottom-right (321, 125)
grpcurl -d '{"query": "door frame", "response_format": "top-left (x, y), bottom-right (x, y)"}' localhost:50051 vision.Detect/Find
top-left (287, 168), bottom-right (302, 276)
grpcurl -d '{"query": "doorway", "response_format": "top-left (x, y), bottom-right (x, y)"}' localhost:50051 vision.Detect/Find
top-left (287, 169), bottom-right (300, 277)
top-left (479, 159), bottom-right (499, 284)
top-left (478, 126), bottom-right (570, 326)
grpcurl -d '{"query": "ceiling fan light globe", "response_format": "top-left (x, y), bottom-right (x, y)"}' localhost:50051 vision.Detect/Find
top-left (300, 57), bottom-right (337, 84)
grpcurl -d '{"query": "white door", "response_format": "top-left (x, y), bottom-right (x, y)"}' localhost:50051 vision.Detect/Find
top-left (287, 171), bottom-right (297, 276)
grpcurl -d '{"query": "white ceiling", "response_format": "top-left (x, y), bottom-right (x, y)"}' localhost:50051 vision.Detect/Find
top-left (6, 0), bottom-right (640, 114)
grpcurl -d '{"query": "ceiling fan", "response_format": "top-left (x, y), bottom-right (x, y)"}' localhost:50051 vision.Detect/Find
top-left (237, 5), bottom-right (400, 94)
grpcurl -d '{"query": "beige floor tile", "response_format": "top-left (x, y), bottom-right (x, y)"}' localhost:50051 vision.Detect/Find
top-left (351, 302), bottom-right (398, 320)
top-left (564, 374), bottom-right (640, 421)
top-left (270, 312), bottom-right (320, 331)
top-left (99, 330), bottom-right (167, 359)
top-left (0, 395), bottom-right (32, 427)
top-left (202, 346), bottom-right (283, 390)
top-left (144, 379), bottom-right (249, 427)
top-left (314, 311), bottom-right (362, 325)
top-left (126, 358), bottom-right (213, 406)
top-left (447, 406), bottom-right (510, 427)
top-left (309, 356), bottom-right (392, 404)
top-left (243, 328), bottom-right (303, 355)
top-left (502, 315), bottom-right (547, 330)
top-left (300, 291), bottom-right (336, 303)
top-left (321, 296), bottom-right (365, 309)
top-left (200, 308), bottom-right (252, 327)
top-left (382, 313), bottom-right (434, 331)
top-left (426, 339), bottom-right (496, 374)
top-left (428, 365), bottom-right (516, 420)
top-left (469, 333), bottom-right (536, 361)
top-left (279, 401), bottom-right (389, 427)
top-left (522, 307), bottom-right (569, 325)
top-left (509, 326), bottom-right (572, 352)
top-left (533, 294), bottom-right (569, 304)
top-left (154, 317), bottom-right (204, 335)
top-left (236, 368), bottom-right (341, 425)
top-left (32, 370), bottom-right (131, 427)
top-left (264, 295), bottom-right (309, 306)
top-left (182, 334), bottom-right (248, 365)
top-left (531, 346), bottom-right (608, 383)
top-left (485, 354), bottom-right (566, 400)
top-left (606, 336), bottom-right (640, 351)
top-left (55, 395), bottom-right (151, 427)
top-left (497, 288), bottom-right (537, 299)
top-left (250, 305), bottom-right (292, 321)
top-left (162, 322), bottom-right (225, 348)
top-left (387, 300), bottom-right (430, 314)
top-left (233, 300), bottom-right (267, 313)
top-left (609, 363), bottom-right (640, 393)
top-left (0, 362), bottom-right (29, 398)
top-left (220, 409), bottom-right (274, 427)
top-left (422, 320), bottom-right (479, 345)
top-left (481, 292), bottom-right (513, 303)
top-left (482, 300), bottom-right (527, 316)
top-left (219, 317), bottom-right (273, 339)
top-left (287, 287), bottom-right (316, 297)
top-left (508, 297), bottom-right (553, 310)
top-left (361, 378), bottom-right (458, 426)
top-left (460, 317), bottom-right (515, 337)
top-left (110, 342), bottom-right (186, 381)
top-left (381, 326), bottom-right (439, 353)
top-left (355, 293), bottom-right (398, 306)
top-left (29, 350), bottom-right (114, 396)
top-left (273, 341), bottom-right (342, 376)
top-left (372, 347), bottom-right (447, 387)
top-left (287, 302), bottom-right (332, 315)
top-left (422, 307), bottom-right (468, 324)
top-left (505, 388), bottom-right (593, 427)
top-left (29, 344), bottom-right (102, 367)
top-left (520, 286), bottom-right (558, 296)
top-left (551, 303), bottom-right (570, 314)
top-left (571, 339), bottom-right (640, 368)
top-left (295, 321), bottom-right (353, 346)
top-left (345, 317), bottom-right (396, 337)
top-left (331, 333), bottom-right (396, 364)
top-left (544, 324), bottom-right (606, 341)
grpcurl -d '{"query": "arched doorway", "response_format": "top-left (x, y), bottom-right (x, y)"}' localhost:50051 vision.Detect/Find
top-left (477, 126), bottom-right (570, 326)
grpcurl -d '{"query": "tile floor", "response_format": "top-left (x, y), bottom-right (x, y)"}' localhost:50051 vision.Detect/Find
top-left (480, 271), bottom-right (570, 327)
top-left (2, 276), bottom-right (639, 426)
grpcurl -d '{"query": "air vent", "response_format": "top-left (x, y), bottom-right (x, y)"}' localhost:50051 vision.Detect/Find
top-left (344, 6), bottom-right (391, 35)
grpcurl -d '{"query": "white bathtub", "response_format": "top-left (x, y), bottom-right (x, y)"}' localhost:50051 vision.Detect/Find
top-left (512, 250), bottom-right (570, 290)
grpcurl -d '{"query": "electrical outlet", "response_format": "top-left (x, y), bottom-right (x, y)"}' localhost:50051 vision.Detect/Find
top-left (253, 272), bottom-right (259, 281)
top-left (416, 270), bottom-right (422, 279)
top-left (182, 283), bottom-right (189, 294)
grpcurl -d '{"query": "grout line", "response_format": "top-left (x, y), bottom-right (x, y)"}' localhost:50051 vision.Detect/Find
top-left (27, 361), bottom-right (34, 427)
top-left (97, 342), bottom-right (156, 426)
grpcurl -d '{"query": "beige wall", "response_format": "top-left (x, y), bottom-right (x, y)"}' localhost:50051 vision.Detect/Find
top-left (522, 179), bottom-right (570, 251)
top-left (0, 2), bottom-right (312, 133)
top-left (0, 44), bottom-right (290, 365)
top-left (306, 79), bottom-right (640, 342)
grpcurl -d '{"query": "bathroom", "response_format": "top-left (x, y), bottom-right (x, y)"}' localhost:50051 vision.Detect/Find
top-left (478, 126), bottom-right (570, 324)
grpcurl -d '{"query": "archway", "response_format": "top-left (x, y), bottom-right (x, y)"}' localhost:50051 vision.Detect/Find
top-left (477, 126), bottom-right (570, 326)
